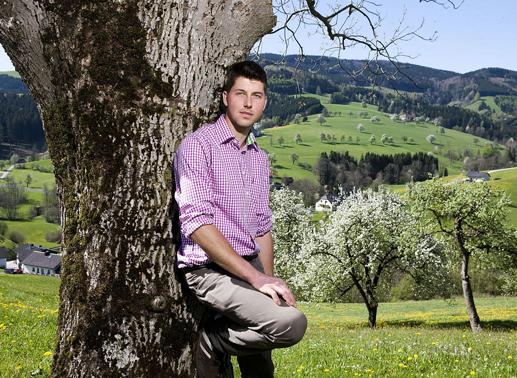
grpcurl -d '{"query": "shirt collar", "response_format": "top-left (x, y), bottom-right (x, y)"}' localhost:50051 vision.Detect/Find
top-left (214, 114), bottom-right (258, 150)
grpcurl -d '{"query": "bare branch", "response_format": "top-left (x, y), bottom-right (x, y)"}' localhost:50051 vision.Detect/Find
top-left (253, 0), bottom-right (462, 90)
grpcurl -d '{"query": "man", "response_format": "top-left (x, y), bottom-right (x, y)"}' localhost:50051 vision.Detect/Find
top-left (174, 61), bottom-right (307, 377)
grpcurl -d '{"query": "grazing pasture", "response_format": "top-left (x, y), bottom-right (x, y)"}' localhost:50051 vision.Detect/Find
top-left (1, 274), bottom-right (515, 377)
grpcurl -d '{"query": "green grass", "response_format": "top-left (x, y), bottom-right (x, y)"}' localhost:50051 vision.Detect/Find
top-left (258, 100), bottom-right (495, 182)
top-left (0, 274), bottom-right (59, 377)
top-left (3, 217), bottom-right (60, 248)
top-left (5, 161), bottom-right (56, 190)
top-left (464, 96), bottom-right (503, 114)
top-left (2, 275), bottom-right (515, 377)
top-left (0, 159), bottom-right (60, 247)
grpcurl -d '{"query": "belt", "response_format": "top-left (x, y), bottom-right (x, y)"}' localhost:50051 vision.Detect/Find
top-left (182, 254), bottom-right (258, 273)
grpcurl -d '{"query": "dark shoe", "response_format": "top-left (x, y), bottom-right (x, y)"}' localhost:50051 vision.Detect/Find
top-left (196, 326), bottom-right (232, 378)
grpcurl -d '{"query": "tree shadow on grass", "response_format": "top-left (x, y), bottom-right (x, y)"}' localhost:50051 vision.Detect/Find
top-left (377, 319), bottom-right (517, 331)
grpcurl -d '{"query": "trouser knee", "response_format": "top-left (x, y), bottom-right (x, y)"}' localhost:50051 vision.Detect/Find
top-left (272, 309), bottom-right (307, 347)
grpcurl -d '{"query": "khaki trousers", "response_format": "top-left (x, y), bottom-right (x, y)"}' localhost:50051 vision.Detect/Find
top-left (184, 256), bottom-right (307, 376)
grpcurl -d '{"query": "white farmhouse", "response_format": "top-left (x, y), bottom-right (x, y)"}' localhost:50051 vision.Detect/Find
top-left (315, 194), bottom-right (340, 212)
top-left (21, 251), bottom-right (61, 276)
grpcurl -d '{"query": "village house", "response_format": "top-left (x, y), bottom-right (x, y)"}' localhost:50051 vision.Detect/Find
top-left (466, 171), bottom-right (491, 182)
top-left (21, 251), bottom-right (61, 276)
top-left (0, 247), bottom-right (8, 269)
top-left (315, 194), bottom-right (341, 212)
top-left (14, 243), bottom-right (61, 276)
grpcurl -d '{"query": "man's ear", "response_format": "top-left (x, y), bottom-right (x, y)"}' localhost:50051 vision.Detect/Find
top-left (222, 91), bottom-right (229, 107)
top-left (263, 97), bottom-right (268, 111)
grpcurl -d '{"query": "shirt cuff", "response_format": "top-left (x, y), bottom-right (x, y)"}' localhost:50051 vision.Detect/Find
top-left (256, 219), bottom-right (273, 238)
top-left (181, 215), bottom-right (214, 238)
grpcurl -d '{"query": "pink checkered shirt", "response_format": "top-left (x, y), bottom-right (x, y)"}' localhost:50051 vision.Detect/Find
top-left (174, 115), bottom-right (272, 268)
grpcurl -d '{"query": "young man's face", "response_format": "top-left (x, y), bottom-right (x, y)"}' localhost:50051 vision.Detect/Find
top-left (223, 77), bottom-right (267, 131)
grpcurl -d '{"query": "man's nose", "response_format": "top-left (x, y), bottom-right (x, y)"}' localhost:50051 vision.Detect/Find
top-left (244, 95), bottom-right (252, 107)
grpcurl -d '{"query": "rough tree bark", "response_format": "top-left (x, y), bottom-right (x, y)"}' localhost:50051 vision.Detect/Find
top-left (0, 0), bottom-right (275, 376)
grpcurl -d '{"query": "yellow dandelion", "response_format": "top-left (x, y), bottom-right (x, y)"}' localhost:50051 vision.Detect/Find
top-left (44, 351), bottom-right (53, 356)
top-left (509, 356), bottom-right (513, 359)
top-left (455, 360), bottom-right (459, 363)
top-left (398, 349), bottom-right (402, 352)
top-left (487, 342), bottom-right (491, 345)
top-left (324, 369), bottom-right (330, 372)
top-left (414, 354), bottom-right (418, 358)
top-left (470, 372), bottom-right (476, 375)
top-left (373, 348), bottom-right (377, 351)
top-left (408, 356), bottom-right (413, 361)
top-left (432, 342), bottom-right (436, 345)
top-left (15, 366), bottom-right (22, 370)
top-left (416, 332), bottom-right (421, 335)
top-left (462, 335), bottom-right (466, 338)
top-left (360, 348), bottom-right (364, 351)
top-left (399, 363), bottom-right (404, 367)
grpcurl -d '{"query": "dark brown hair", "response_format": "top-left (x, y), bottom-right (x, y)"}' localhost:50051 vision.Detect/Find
top-left (223, 61), bottom-right (268, 93)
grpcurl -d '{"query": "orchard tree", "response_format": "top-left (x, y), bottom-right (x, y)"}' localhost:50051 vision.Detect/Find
top-left (316, 114), bottom-right (326, 126)
top-left (426, 134), bottom-right (437, 144)
top-left (293, 113), bottom-right (302, 124)
top-left (290, 153), bottom-right (299, 165)
top-left (294, 132), bottom-right (302, 144)
top-left (269, 187), bottom-right (313, 299)
top-left (0, 0), bottom-right (463, 375)
top-left (381, 134), bottom-right (389, 144)
top-left (357, 123), bottom-right (364, 133)
top-left (408, 179), bottom-right (517, 333)
top-left (319, 132), bottom-right (327, 143)
top-left (301, 189), bottom-right (449, 327)
top-left (276, 135), bottom-right (285, 146)
top-left (369, 135), bottom-right (376, 144)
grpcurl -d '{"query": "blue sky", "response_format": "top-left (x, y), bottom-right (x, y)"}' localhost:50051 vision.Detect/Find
top-left (0, 0), bottom-right (515, 74)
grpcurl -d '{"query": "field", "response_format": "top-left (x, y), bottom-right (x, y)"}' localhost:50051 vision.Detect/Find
top-left (0, 159), bottom-right (60, 247)
top-left (258, 99), bottom-right (496, 181)
top-left (1, 274), bottom-right (516, 377)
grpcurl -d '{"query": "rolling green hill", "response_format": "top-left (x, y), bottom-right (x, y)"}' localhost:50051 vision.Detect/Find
top-left (258, 99), bottom-right (496, 181)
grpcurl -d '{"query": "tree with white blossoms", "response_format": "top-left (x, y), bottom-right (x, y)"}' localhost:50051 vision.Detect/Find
top-left (294, 133), bottom-right (302, 144)
top-left (426, 134), bottom-right (437, 144)
top-left (408, 179), bottom-right (517, 333)
top-left (381, 134), bottom-right (389, 144)
top-left (269, 187), bottom-right (314, 299)
top-left (300, 188), bottom-right (449, 328)
top-left (357, 123), bottom-right (365, 133)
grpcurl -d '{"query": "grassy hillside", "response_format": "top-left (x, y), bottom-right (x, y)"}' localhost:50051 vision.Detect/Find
top-left (258, 99), bottom-right (496, 181)
top-left (0, 159), bottom-right (60, 247)
top-left (0, 70), bottom-right (20, 78)
top-left (464, 96), bottom-right (503, 114)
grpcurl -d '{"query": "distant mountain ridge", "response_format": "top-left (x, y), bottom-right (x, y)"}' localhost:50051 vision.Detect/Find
top-left (259, 54), bottom-right (517, 102)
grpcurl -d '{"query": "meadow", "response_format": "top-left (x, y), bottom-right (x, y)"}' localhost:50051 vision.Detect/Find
top-left (0, 159), bottom-right (60, 247)
top-left (258, 99), bottom-right (496, 181)
top-left (1, 274), bottom-right (516, 377)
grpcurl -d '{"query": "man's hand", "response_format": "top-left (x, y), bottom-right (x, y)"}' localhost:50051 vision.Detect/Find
top-left (191, 225), bottom-right (297, 307)
top-left (249, 272), bottom-right (297, 308)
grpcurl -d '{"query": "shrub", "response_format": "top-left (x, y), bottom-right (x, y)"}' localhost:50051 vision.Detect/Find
top-left (45, 229), bottom-right (62, 243)
top-left (8, 230), bottom-right (26, 244)
top-left (0, 221), bottom-right (8, 236)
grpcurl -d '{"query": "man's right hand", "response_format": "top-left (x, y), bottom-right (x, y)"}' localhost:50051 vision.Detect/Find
top-left (249, 272), bottom-right (297, 308)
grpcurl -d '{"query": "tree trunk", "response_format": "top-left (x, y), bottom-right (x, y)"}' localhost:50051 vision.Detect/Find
top-left (367, 304), bottom-right (377, 328)
top-left (461, 250), bottom-right (482, 333)
top-left (0, 1), bottom-right (275, 376)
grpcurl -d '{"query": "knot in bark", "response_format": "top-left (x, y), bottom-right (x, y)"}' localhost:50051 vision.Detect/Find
top-left (149, 295), bottom-right (167, 312)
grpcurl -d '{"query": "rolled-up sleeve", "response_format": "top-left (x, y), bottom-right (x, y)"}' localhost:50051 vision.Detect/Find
top-left (255, 155), bottom-right (273, 237)
top-left (174, 136), bottom-right (214, 238)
